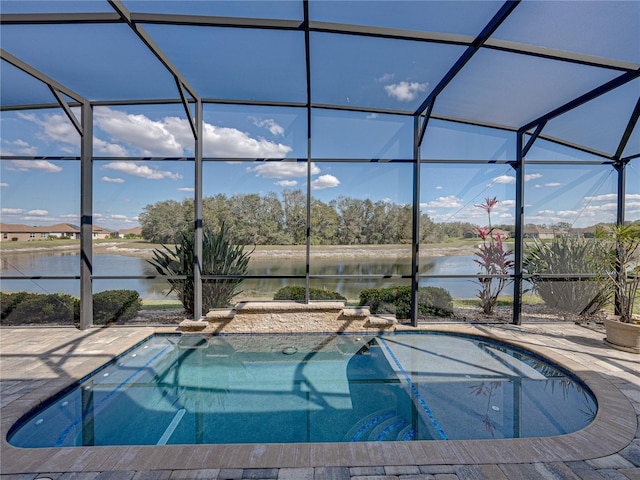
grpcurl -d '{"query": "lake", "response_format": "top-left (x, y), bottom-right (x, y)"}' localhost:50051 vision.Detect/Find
top-left (0, 250), bottom-right (512, 301)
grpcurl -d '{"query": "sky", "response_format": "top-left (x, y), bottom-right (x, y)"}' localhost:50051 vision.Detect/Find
top-left (2, 104), bottom-right (638, 231)
top-left (1, 0), bottom-right (639, 231)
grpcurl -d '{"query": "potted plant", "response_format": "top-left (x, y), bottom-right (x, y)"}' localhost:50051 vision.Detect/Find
top-left (597, 224), bottom-right (640, 353)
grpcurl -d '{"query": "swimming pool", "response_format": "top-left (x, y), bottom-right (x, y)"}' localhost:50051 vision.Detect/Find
top-left (7, 332), bottom-right (597, 447)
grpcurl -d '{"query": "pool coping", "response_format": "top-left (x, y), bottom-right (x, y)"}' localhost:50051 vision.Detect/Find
top-left (1, 324), bottom-right (637, 473)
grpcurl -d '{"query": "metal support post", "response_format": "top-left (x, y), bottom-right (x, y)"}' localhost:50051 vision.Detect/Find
top-left (194, 100), bottom-right (203, 319)
top-left (410, 115), bottom-right (422, 327)
top-left (79, 102), bottom-right (93, 329)
top-left (512, 131), bottom-right (525, 325)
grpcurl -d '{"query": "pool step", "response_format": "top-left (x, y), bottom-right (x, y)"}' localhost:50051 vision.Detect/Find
top-left (344, 409), bottom-right (414, 442)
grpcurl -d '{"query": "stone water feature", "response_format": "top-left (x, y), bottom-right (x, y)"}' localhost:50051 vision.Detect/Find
top-left (179, 301), bottom-right (395, 333)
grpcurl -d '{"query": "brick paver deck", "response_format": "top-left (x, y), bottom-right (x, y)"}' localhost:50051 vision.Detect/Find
top-left (1, 322), bottom-right (638, 479)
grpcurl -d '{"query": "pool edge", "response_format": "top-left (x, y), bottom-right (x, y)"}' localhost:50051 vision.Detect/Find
top-left (1, 324), bottom-right (637, 473)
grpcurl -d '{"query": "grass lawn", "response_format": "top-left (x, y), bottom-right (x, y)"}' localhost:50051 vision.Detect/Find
top-left (452, 294), bottom-right (545, 309)
top-left (141, 299), bottom-right (183, 310)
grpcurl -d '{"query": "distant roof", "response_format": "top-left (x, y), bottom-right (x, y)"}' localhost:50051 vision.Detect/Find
top-left (119, 226), bottom-right (142, 235)
top-left (0, 222), bottom-right (112, 233)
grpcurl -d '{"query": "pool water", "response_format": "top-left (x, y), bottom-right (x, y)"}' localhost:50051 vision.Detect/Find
top-left (7, 333), bottom-right (597, 447)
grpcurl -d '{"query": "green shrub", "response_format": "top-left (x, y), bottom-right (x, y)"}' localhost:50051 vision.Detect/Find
top-left (0, 291), bottom-right (79, 325)
top-left (1, 291), bottom-right (29, 320)
top-left (93, 290), bottom-right (142, 325)
top-left (273, 286), bottom-right (346, 301)
top-left (1, 290), bottom-right (143, 325)
top-left (359, 286), bottom-right (453, 319)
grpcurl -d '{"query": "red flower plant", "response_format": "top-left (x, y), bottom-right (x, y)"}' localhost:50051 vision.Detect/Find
top-left (474, 197), bottom-right (514, 315)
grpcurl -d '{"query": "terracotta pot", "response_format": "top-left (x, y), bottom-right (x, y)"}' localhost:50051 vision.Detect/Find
top-left (604, 315), bottom-right (640, 354)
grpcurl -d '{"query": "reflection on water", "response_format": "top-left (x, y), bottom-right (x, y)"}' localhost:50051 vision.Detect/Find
top-left (0, 251), bottom-right (511, 300)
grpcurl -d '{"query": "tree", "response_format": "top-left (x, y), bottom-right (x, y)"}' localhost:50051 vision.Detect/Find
top-left (229, 194), bottom-right (262, 244)
top-left (282, 189), bottom-right (306, 244)
top-left (139, 199), bottom-right (191, 243)
top-left (332, 196), bottom-right (368, 245)
top-left (203, 194), bottom-right (234, 235)
top-left (311, 198), bottom-right (339, 245)
top-left (259, 192), bottom-right (288, 244)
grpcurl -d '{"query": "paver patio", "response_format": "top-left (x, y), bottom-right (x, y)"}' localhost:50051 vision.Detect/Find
top-left (1, 322), bottom-right (638, 479)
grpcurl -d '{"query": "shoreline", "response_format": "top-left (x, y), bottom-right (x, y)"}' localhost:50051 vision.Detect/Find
top-left (1, 242), bottom-right (479, 259)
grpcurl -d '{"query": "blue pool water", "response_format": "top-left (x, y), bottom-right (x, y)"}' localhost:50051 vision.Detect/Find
top-left (7, 333), bottom-right (597, 447)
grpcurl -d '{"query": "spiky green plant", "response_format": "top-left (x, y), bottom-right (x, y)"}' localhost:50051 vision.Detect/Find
top-left (596, 224), bottom-right (640, 323)
top-left (148, 224), bottom-right (253, 316)
top-left (524, 236), bottom-right (609, 316)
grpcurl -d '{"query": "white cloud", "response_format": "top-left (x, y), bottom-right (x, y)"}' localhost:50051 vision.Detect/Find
top-left (94, 137), bottom-right (129, 156)
top-left (495, 199), bottom-right (516, 209)
top-left (60, 214), bottom-right (79, 219)
top-left (248, 162), bottom-right (320, 179)
top-left (545, 182), bottom-right (562, 187)
top-left (492, 175), bottom-right (516, 184)
top-left (102, 162), bottom-right (182, 180)
top-left (1, 208), bottom-right (25, 214)
top-left (0, 182), bottom-right (8, 187)
top-left (377, 73), bottom-right (395, 83)
top-left (110, 214), bottom-right (128, 220)
top-left (12, 139), bottom-right (37, 155)
top-left (584, 193), bottom-right (640, 202)
top-left (492, 174), bottom-right (542, 184)
top-left (178, 187), bottom-right (195, 192)
top-left (436, 186), bottom-right (443, 190)
top-left (584, 203), bottom-right (617, 213)
top-left (384, 81), bottom-right (428, 102)
top-left (95, 108), bottom-right (184, 157)
top-left (27, 209), bottom-right (48, 216)
top-left (17, 107), bottom-right (293, 160)
top-left (583, 193), bottom-right (616, 202)
top-left (6, 160), bottom-right (62, 173)
top-left (250, 117), bottom-right (285, 136)
top-left (23, 215), bottom-right (56, 222)
top-left (365, 113), bottom-right (379, 120)
top-left (311, 174), bottom-right (340, 190)
top-left (18, 112), bottom-right (80, 146)
top-left (102, 176), bottom-right (125, 183)
top-left (556, 210), bottom-right (579, 217)
top-left (275, 180), bottom-right (298, 187)
top-left (424, 195), bottom-right (463, 208)
top-left (201, 122), bottom-right (292, 158)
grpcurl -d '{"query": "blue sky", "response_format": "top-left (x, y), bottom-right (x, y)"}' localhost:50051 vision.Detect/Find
top-left (1, 1), bottom-right (638, 231)
top-left (2, 104), bottom-right (638, 231)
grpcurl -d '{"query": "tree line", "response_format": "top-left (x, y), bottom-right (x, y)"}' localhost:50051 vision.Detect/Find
top-left (139, 189), bottom-right (486, 245)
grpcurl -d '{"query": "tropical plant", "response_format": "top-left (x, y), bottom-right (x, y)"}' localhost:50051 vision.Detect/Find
top-left (148, 224), bottom-right (253, 316)
top-left (473, 197), bottom-right (514, 315)
top-left (523, 236), bottom-right (609, 316)
top-left (596, 224), bottom-right (640, 323)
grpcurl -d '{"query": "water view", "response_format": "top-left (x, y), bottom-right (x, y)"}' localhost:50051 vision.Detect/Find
top-left (0, 250), bottom-right (508, 301)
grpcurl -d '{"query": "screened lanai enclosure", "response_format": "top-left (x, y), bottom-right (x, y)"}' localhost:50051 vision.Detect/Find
top-left (1, 0), bottom-right (638, 329)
